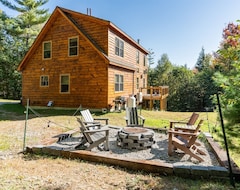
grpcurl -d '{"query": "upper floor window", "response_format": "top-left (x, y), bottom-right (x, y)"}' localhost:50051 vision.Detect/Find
top-left (69, 37), bottom-right (78, 56)
top-left (60, 74), bottom-right (70, 93)
top-left (115, 74), bottom-right (124, 91)
top-left (40, 76), bottom-right (49, 87)
top-left (143, 55), bottom-right (146, 66)
top-left (136, 51), bottom-right (139, 63)
top-left (115, 37), bottom-right (124, 57)
top-left (43, 41), bottom-right (51, 59)
top-left (136, 77), bottom-right (139, 89)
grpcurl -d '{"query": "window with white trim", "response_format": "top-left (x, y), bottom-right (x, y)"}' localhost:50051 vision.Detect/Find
top-left (40, 76), bottom-right (49, 87)
top-left (43, 41), bottom-right (51, 59)
top-left (136, 50), bottom-right (139, 63)
top-left (60, 75), bottom-right (70, 93)
top-left (115, 37), bottom-right (124, 57)
top-left (115, 74), bottom-right (123, 91)
top-left (69, 37), bottom-right (78, 56)
top-left (136, 77), bottom-right (139, 89)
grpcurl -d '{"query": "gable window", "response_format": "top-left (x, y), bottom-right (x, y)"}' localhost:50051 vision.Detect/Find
top-left (43, 41), bottom-right (51, 59)
top-left (69, 37), bottom-right (78, 56)
top-left (60, 74), bottom-right (70, 93)
top-left (40, 76), bottom-right (49, 87)
top-left (115, 37), bottom-right (124, 57)
top-left (115, 74), bottom-right (123, 91)
top-left (136, 51), bottom-right (139, 63)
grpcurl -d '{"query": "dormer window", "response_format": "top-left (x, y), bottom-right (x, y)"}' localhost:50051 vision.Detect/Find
top-left (115, 37), bottom-right (124, 57)
top-left (69, 37), bottom-right (78, 56)
top-left (43, 41), bottom-right (51, 59)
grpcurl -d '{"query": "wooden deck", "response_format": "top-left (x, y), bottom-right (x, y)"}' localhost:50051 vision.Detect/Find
top-left (140, 86), bottom-right (169, 110)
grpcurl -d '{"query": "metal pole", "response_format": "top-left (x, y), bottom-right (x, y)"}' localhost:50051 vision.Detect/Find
top-left (23, 99), bottom-right (29, 151)
top-left (216, 93), bottom-right (235, 187)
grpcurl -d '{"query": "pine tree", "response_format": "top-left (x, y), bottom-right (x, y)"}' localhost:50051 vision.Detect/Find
top-left (0, 0), bottom-right (50, 50)
top-left (195, 47), bottom-right (205, 72)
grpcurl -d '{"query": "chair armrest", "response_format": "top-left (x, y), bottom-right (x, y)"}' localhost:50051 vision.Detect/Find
top-left (168, 129), bottom-right (198, 136)
top-left (138, 115), bottom-right (145, 120)
top-left (84, 121), bottom-right (101, 125)
top-left (94, 118), bottom-right (109, 125)
top-left (170, 121), bottom-right (188, 128)
top-left (84, 127), bottom-right (109, 134)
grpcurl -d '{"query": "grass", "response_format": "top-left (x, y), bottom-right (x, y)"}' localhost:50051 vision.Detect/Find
top-left (0, 99), bottom-right (239, 189)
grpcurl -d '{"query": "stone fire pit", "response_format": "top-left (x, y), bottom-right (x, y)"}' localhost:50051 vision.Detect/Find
top-left (117, 127), bottom-right (155, 150)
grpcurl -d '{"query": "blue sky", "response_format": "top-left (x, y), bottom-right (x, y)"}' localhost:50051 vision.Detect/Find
top-left (1, 0), bottom-right (240, 68)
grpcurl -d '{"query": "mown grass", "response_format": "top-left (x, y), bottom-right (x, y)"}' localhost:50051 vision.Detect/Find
top-left (0, 100), bottom-right (239, 189)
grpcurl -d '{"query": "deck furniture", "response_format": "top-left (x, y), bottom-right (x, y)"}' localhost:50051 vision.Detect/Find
top-left (168, 119), bottom-right (206, 162)
top-left (169, 112), bottom-right (199, 130)
top-left (80, 109), bottom-right (109, 125)
top-left (125, 107), bottom-right (145, 127)
top-left (76, 118), bottom-right (109, 151)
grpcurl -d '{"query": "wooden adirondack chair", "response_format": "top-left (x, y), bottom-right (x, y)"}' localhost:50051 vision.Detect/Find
top-left (168, 119), bottom-right (206, 162)
top-left (169, 112), bottom-right (199, 130)
top-left (125, 107), bottom-right (145, 127)
top-left (80, 109), bottom-right (109, 125)
top-left (76, 118), bottom-right (109, 151)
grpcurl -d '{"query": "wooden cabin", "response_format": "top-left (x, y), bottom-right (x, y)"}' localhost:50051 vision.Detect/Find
top-left (17, 7), bottom-right (148, 110)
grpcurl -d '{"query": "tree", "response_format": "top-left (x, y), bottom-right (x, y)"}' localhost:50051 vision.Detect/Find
top-left (147, 49), bottom-right (156, 86)
top-left (0, 0), bottom-right (49, 50)
top-left (213, 22), bottom-right (240, 125)
top-left (195, 47), bottom-right (211, 72)
top-left (0, 0), bottom-right (50, 99)
top-left (154, 53), bottom-right (173, 86)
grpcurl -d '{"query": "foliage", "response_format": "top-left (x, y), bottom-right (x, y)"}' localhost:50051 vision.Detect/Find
top-left (150, 53), bottom-right (216, 112)
top-left (0, 0), bottom-right (50, 99)
top-left (213, 22), bottom-right (240, 125)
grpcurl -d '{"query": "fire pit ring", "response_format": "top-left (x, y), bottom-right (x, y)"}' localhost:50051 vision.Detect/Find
top-left (117, 127), bottom-right (155, 150)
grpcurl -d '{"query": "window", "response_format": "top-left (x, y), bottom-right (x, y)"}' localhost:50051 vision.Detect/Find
top-left (136, 77), bottom-right (139, 89)
top-left (40, 76), bottom-right (49, 87)
top-left (136, 51), bottom-right (139, 63)
top-left (143, 78), bottom-right (146, 88)
top-left (115, 37), bottom-right (124, 57)
top-left (43, 41), bottom-right (51, 59)
top-left (115, 74), bottom-right (123, 91)
top-left (60, 75), bottom-right (70, 93)
top-left (143, 55), bottom-right (146, 66)
top-left (69, 37), bottom-right (78, 56)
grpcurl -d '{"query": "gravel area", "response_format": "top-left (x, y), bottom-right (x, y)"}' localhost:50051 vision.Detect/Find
top-left (49, 126), bottom-right (220, 167)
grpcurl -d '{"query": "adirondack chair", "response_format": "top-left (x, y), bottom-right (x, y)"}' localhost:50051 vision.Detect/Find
top-left (125, 107), bottom-right (145, 127)
top-left (168, 119), bottom-right (206, 162)
top-left (80, 109), bottom-right (109, 126)
top-left (75, 118), bottom-right (109, 151)
top-left (169, 112), bottom-right (199, 130)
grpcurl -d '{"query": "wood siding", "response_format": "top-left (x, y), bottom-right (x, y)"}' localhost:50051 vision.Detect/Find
top-left (107, 65), bottom-right (134, 107)
top-left (108, 30), bottom-right (148, 95)
top-left (19, 7), bottom-right (148, 109)
top-left (21, 15), bottom-right (108, 108)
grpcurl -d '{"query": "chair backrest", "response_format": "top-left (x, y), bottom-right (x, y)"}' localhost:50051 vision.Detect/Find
top-left (126, 107), bottom-right (139, 125)
top-left (77, 118), bottom-right (93, 144)
top-left (194, 119), bottom-right (204, 133)
top-left (187, 112), bottom-right (199, 125)
top-left (80, 109), bottom-right (94, 122)
top-left (187, 119), bottom-right (204, 146)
